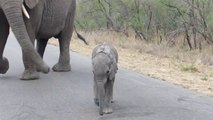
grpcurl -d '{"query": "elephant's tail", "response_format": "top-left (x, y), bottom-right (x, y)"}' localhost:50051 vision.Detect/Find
top-left (74, 25), bottom-right (88, 45)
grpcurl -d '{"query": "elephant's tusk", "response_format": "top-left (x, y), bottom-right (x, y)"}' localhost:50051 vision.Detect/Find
top-left (22, 4), bottom-right (30, 19)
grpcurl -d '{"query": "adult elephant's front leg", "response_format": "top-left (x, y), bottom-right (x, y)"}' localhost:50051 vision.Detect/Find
top-left (20, 21), bottom-right (39, 80)
top-left (52, 38), bottom-right (71, 72)
top-left (0, 9), bottom-right (9, 74)
top-left (21, 52), bottom-right (39, 80)
top-left (21, 37), bottom-right (39, 80)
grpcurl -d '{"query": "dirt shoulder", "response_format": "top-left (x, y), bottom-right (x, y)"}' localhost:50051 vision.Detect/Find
top-left (49, 31), bottom-right (213, 96)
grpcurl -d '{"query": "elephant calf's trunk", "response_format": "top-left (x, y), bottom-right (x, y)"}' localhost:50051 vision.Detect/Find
top-left (97, 82), bottom-right (105, 115)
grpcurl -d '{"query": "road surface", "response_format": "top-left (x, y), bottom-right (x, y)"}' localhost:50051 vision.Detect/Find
top-left (0, 33), bottom-right (213, 120)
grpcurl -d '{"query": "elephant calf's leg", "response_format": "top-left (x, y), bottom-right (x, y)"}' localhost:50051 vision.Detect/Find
top-left (94, 81), bottom-right (99, 106)
top-left (109, 79), bottom-right (115, 103)
top-left (103, 80), bottom-right (113, 114)
top-left (52, 38), bottom-right (71, 72)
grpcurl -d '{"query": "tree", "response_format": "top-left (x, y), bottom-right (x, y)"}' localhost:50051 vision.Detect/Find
top-left (76, 0), bottom-right (213, 50)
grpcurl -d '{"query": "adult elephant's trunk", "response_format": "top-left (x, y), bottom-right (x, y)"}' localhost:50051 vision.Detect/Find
top-left (1, 1), bottom-right (49, 73)
top-left (97, 82), bottom-right (105, 115)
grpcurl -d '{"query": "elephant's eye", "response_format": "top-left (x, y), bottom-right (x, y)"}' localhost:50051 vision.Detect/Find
top-left (106, 70), bottom-right (110, 74)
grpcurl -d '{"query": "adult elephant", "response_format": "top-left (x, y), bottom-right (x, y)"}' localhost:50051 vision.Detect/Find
top-left (0, 0), bottom-right (76, 80)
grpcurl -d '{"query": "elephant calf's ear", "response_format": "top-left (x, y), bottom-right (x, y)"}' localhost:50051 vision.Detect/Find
top-left (24, 0), bottom-right (39, 9)
top-left (109, 62), bottom-right (117, 80)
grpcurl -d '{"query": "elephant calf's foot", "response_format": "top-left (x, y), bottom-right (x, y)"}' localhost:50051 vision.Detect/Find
top-left (52, 63), bottom-right (71, 72)
top-left (0, 57), bottom-right (9, 74)
top-left (20, 70), bottom-right (40, 80)
top-left (94, 98), bottom-right (99, 106)
top-left (110, 99), bottom-right (114, 103)
top-left (103, 107), bottom-right (113, 114)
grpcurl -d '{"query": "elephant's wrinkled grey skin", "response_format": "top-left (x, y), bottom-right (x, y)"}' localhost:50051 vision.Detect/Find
top-left (0, 0), bottom-right (50, 77)
top-left (0, 0), bottom-right (76, 80)
top-left (92, 43), bottom-right (118, 115)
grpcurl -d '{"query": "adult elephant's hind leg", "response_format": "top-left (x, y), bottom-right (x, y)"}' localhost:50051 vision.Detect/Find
top-left (36, 39), bottom-right (48, 58)
top-left (52, 37), bottom-right (71, 72)
top-left (52, 10), bottom-right (74, 72)
top-left (0, 9), bottom-right (9, 74)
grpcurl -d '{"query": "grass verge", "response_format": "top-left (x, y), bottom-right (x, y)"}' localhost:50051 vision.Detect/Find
top-left (49, 31), bottom-right (213, 96)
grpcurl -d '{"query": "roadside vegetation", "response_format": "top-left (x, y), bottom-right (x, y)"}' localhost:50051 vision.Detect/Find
top-left (50, 0), bottom-right (213, 96)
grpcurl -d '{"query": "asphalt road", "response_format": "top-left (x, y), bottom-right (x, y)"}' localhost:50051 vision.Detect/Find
top-left (0, 33), bottom-right (213, 120)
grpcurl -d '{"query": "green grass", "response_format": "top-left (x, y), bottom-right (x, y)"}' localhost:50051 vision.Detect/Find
top-left (201, 75), bottom-right (208, 81)
top-left (181, 64), bottom-right (198, 73)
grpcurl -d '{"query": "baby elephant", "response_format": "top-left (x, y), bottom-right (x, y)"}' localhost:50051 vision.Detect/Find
top-left (92, 43), bottom-right (118, 115)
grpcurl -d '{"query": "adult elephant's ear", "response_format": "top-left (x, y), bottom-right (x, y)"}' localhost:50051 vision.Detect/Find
top-left (25, 0), bottom-right (39, 9)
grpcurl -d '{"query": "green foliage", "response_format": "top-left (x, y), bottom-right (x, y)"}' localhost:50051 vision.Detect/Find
top-left (76, 0), bottom-right (106, 30)
top-left (201, 71), bottom-right (213, 81)
top-left (201, 75), bottom-right (208, 81)
top-left (76, 0), bottom-right (213, 48)
top-left (181, 64), bottom-right (198, 73)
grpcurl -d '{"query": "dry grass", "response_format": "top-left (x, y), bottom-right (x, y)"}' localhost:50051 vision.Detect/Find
top-left (49, 31), bottom-right (213, 96)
